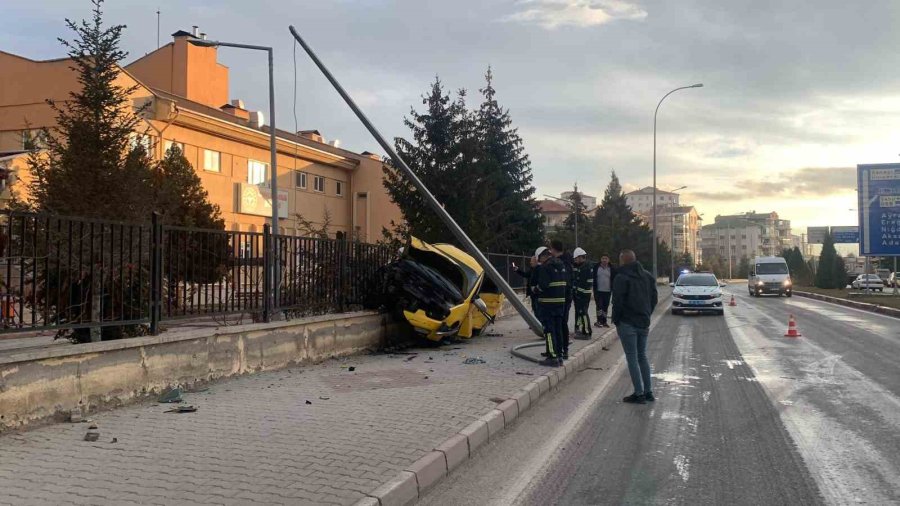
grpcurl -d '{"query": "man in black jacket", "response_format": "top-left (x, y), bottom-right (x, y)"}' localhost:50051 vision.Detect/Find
top-left (550, 240), bottom-right (573, 345)
top-left (571, 247), bottom-right (594, 339)
top-left (611, 249), bottom-right (658, 404)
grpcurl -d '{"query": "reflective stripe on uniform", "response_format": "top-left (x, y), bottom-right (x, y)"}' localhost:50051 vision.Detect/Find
top-left (546, 332), bottom-right (556, 357)
top-left (538, 297), bottom-right (566, 303)
top-left (576, 288), bottom-right (592, 294)
top-left (548, 281), bottom-right (567, 287)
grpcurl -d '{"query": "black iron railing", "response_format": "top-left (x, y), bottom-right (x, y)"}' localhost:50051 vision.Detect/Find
top-left (0, 210), bottom-right (394, 338)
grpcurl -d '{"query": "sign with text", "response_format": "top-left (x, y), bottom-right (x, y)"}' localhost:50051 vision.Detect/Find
top-left (806, 226), bottom-right (828, 244)
top-left (858, 163), bottom-right (900, 256)
top-left (830, 225), bottom-right (859, 244)
top-left (238, 183), bottom-right (288, 218)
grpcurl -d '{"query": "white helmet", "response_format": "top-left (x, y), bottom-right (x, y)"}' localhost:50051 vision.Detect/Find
top-left (535, 246), bottom-right (549, 259)
top-left (573, 247), bottom-right (587, 258)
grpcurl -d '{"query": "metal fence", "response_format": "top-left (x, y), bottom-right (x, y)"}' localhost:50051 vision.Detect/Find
top-left (0, 210), bottom-right (394, 338)
top-left (485, 252), bottom-right (532, 290)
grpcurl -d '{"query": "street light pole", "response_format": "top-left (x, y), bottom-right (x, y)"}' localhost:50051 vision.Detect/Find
top-left (190, 38), bottom-right (279, 315)
top-left (652, 84), bottom-right (703, 281)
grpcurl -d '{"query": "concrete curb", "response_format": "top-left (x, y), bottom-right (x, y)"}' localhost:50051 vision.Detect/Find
top-left (794, 290), bottom-right (900, 319)
top-left (353, 326), bottom-right (619, 506)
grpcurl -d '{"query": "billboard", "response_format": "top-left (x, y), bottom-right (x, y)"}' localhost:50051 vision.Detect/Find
top-left (830, 226), bottom-right (859, 244)
top-left (858, 163), bottom-right (900, 256)
top-left (238, 183), bottom-right (288, 218)
top-left (806, 226), bottom-right (828, 244)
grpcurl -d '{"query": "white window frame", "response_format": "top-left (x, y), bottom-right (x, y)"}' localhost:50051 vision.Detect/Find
top-left (164, 140), bottom-right (184, 154)
top-left (129, 133), bottom-right (153, 153)
top-left (313, 176), bottom-right (325, 193)
top-left (335, 180), bottom-right (343, 197)
top-left (203, 149), bottom-right (221, 173)
top-left (248, 159), bottom-right (268, 185)
top-left (296, 171), bottom-right (307, 189)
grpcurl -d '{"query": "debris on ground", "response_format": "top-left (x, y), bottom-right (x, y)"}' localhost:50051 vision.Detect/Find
top-left (319, 396), bottom-right (330, 400)
top-left (405, 355), bottom-right (418, 362)
top-left (463, 357), bottom-right (487, 365)
top-left (580, 367), bottom-right (604, 372)
top-left (348, 367), bottom-right (356, 372)
top-left (157, 387), bottom-right (183, 404)
top-left (69, 407), bottom-right (83, 423)
top-left (111, 438), bottom-right (118, 443)
top-left (489, 397), bottom-right (506, 404)
top-left (602, 346), bottom-right (610, 351)
top-left (84, 424), bottom-right (99, 442)
top-left (515, 371), bottom-right (534, 376)
top-left (165, 405), bottom-right (197, 414)
top-left (305, 400), bottom-right (312, 405)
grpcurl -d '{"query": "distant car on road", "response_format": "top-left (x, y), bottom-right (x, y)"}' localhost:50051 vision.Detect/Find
top-left (851, 274), bottom-right (884, 292)
top-left (671, 273), bottom-right (725, 316)
top-left (748, 256), bottom-right (792, 297)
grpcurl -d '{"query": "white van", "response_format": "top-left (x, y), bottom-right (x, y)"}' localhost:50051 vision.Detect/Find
top-left (748, 256), bottom-right (792, 297)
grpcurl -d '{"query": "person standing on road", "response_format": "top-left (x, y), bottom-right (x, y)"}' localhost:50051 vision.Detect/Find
top-left (572, 247), bottom-right (594, 339)
top-left (534, 246), bottom-right (567, 366)
top-left (550, 240), bottom-right (574, 346)
top-left (611, 249), bottom-right (658, 404)
top-left (593, 255), bottom-right (616, 328)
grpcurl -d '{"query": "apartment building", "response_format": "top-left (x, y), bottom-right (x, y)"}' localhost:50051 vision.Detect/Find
top-left (625, 186), bottom-right (679, 215)
top-left (701, 211), bottom-right (793, 264)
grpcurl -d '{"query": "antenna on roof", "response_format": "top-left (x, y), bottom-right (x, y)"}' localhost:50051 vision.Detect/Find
top-left (156, 8), bottom-right (160, 49)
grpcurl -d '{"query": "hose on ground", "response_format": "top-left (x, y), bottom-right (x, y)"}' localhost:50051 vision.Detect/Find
top-left (510, 340), bottom-right (546, 363)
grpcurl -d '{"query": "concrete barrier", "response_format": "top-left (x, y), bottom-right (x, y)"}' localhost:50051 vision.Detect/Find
top-left (0, 311), bottom-right (406, 432)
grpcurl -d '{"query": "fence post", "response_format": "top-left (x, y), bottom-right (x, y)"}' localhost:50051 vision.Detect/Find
top-left (149, 212), bottom-right (161, 335)
top-left (263, 224), bottom-right (271, 322)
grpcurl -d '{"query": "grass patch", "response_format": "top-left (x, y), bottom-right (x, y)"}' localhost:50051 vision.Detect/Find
top-left (795, 285), bottom-right (900, 309)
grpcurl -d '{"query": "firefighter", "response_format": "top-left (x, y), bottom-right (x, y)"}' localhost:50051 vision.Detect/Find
top-left (534, 246), bottom-right (567, 366)
top-left (572, 247), bottom-right (594, 339)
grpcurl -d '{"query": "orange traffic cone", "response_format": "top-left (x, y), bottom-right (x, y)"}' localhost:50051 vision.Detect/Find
top-left (729, 295), bottom-right (737, 307)
top-left (784, 314), bottom-right (801, 337)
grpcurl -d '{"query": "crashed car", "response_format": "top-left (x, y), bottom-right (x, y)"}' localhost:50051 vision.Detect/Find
top-left (366, 237), bottom-right (503, 341)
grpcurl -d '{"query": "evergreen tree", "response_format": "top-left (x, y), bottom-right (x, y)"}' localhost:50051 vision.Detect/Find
top-left (28, 0), bottom-right (155, 222)
top-left (816, 233), bottom-right (842, 289)
top-left (736, 255), bottom-right (751, 279)
top-left (588, 171), bottom-right (654, 266)
top-left (677, 251), bottom-right (695, 270)
top-left (561, 186), bottom-right (589, 234)
top-left (473, 68), bottom-right (544, 252)
top-left (154, 146), bottom-right (224, 229)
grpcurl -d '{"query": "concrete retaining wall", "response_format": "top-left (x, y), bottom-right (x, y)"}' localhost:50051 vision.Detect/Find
top-left (0, 311), bottom-right (406, 432)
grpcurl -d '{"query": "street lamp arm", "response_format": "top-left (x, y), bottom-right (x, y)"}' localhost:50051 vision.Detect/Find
top-left (189, 39), bottom-right (272, 52)
top-left (654, 84), bottom-right (704, 121)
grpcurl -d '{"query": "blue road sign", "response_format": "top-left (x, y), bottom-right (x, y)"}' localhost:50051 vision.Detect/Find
top-left (858, 164), bottom-right (900, 256)
top-left (831, 226), bottom-right (859, 244)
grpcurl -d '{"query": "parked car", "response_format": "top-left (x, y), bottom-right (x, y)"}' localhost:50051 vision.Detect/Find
top-left (671, 273), bottom-right (725, 316)
top-left (851, 274), bottom-right (884, 292)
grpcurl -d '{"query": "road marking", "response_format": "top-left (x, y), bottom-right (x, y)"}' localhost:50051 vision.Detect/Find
top-left (725, 306), bottom-right (900, 505)
top-left (499, 310), bottom-right (668, 506)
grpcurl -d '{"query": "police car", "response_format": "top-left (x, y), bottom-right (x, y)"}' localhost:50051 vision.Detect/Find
top-left (670, 272), bottom-right (725, 316)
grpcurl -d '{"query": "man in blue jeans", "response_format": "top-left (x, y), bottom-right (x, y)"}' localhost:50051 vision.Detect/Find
top-left (611, 249), bottom-right (658, 404)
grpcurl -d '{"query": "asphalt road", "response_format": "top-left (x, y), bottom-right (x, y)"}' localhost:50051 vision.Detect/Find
top-left (420, 283), bottom-right (900, 505)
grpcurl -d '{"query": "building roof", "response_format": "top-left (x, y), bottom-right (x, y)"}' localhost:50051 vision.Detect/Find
top-left (538, 200), bottom-right (570, 213)
top-left (626, 186), bottom-right (677, 196)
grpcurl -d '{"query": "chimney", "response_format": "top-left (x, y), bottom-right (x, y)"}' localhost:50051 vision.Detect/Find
top-left (299, 130), bottom-right (324, 143)
top-left (220, 99), bottom-right (250, 120)
top-left (192, 25), bottom-right (199, 37)
top-left (329, 139), bottom-right (341, 149)
top-left (249, 110), bottom-right (265, 129)
top-left (231, 99), bottom-right (244, 109)
top-left (200, 33), bottom-right (207, 40)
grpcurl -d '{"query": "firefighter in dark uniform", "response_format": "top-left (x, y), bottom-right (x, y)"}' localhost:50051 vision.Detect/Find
top-left (572, 247), bottom-right (594, 339)
top-left (534, 246), bottom-right (567, 366)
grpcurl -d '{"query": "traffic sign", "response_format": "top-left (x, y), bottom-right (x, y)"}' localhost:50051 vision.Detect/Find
top-left (858, 163), bottom-right (900, 256)
top-left (831, 225), bottom-right (859, 244)
top-left (807, 226), bottom-right (828, 244)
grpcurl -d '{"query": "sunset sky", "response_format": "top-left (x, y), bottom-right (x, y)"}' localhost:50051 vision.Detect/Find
top-left (5, 0), bottom-right (898, 238)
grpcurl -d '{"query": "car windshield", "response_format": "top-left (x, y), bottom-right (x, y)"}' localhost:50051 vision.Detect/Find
top-left (756, 263), bottom-right (788, 274)
top-left (677, 274), bottom-right (718, 287)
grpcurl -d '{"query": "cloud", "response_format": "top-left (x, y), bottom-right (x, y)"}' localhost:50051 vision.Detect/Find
top-left (689, 167), bottom-right (855, 202)
top-left (504, 0), bottom-right (648, 29)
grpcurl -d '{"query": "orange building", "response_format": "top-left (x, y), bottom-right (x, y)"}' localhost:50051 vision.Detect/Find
top-left (0, 28), bottom-right (402, 243)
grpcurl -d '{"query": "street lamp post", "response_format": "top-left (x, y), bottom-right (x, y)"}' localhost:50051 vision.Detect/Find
top-left (190, 38), bottom-right (279, 317)
top-left (544, 192), bottom-right (583, 247)
top-left (652, 84), bottom-right (703, 281)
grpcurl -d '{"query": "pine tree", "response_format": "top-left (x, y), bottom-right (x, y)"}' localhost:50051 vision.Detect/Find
top-left (28, 0), bottom-right (155, 222)
top-left (816, 233), bottom-right (839, 289)
top-left (736, 256), bottom-right (751, 279)
top-left (588, 171), bottom-right (654, 265)
top-left (154, 146), bottom-right (224, 229)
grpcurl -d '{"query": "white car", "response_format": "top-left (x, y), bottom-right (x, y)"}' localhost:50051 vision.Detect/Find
top-left (851, 274), bottom-right (884, 292)
top-left (671, 273), bottom-right (725, 316)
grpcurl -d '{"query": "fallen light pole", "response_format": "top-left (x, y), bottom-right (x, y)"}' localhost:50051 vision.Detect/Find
top-left (288, 26), bottom-right (544, 337)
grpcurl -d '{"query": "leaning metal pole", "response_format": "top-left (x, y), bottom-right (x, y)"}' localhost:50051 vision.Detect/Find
top-left (288, 26), bottom-right (544, 337)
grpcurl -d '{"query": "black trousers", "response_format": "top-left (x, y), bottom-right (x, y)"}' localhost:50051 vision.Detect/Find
top-left (595, 291), bottom-right (612, 324)
top-left (541, 306), bottom-right (566, 358)
top-left (574, 294), bottom-right (592, 336)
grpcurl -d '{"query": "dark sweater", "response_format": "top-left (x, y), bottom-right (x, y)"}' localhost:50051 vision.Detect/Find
top-left (611, 261), bottom-right (658, 328)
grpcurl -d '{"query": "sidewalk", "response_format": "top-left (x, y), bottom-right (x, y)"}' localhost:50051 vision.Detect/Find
top-left (0, 303), bottom-right (618, 506)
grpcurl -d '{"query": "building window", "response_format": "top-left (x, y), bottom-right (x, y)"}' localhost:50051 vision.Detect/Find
top-left (335, 181), bottom-right (343, 197)
top-left (313, 176), bottom-right (325, 193)
top-left (203, 149), bottom-right (221, 172)
top-left (248, 160), bottom-right (268, 185)
top-left (296, 171), bottom-right (307, 189)
top-left (21, 129), bottom-right (47, 150)
top-left (129, 133), bottom-right (153, 153)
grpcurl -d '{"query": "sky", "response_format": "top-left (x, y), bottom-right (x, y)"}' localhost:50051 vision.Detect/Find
top-left (4, 0), bottom-right (900, 238)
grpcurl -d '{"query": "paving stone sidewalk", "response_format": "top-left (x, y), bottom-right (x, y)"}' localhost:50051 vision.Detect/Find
top-left (0, 306), bottom-right (613, 506)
